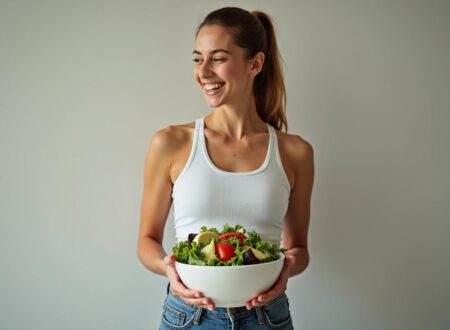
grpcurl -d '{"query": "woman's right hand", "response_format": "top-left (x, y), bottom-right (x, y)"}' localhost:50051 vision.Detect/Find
top-left (164, 254), bottom-right (216, 310)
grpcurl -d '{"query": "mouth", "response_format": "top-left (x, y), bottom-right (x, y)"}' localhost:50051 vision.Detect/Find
top-left (203, 82), bottom-right (225, 95)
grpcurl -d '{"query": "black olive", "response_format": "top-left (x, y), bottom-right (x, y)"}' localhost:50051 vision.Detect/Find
top-left (187, 233), bottom-right (197, 243)
top-left (243, 249), bottom-right (260, 265)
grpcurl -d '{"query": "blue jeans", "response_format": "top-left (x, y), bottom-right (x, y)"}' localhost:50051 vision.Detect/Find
top-left (159, 283), bottom-right (294, 329)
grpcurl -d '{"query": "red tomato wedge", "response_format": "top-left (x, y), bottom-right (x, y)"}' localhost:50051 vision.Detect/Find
top-left (218, 232), bottom-right (246, 244)
top-left (215, 242), bottom-right (236, 262)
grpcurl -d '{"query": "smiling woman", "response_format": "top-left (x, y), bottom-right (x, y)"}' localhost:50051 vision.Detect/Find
top-left (137, 6), bottom-right (314, 330)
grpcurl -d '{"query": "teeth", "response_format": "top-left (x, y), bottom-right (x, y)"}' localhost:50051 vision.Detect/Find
top-left (204, 83), bottom-right (224, 91)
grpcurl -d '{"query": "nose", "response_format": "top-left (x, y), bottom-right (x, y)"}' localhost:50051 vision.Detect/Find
top-left (197, 59), bottom-right (214, 78)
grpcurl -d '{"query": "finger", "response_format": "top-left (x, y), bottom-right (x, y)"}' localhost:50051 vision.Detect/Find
top-left (258, 280), bottom-right (285, 301)
top-left (256, 294), bottom-right (268, 304)
top-left (180, 286), bottom-right (204, 299)
top-left (171, 282), bottom-right (203, 299)
top-left (246, 275), bottom-right (287, 307)
top-left (182, 297), bottom-right (216, 310)
top-left (165, 255), bottom-right (179, 274)
top-left (258, 276), bottom-right (287, 302)
top-left (164, 254), bottom-right (176, 266)
top-left (246, 296), bottom-right (265, 309)
top-left (252, 298), bottom-right (264, 307)
top-left (257, 293), bottom-right (276, 304)
top-left (247, 297), bottom-right (264, 308)
top-left (168, 275), bottom-right (203, 299)
top-left (245, 297), bottom-right (255, 309)
top-left (285, 253), bottom-right (295, 263)
top-left (284, 254), bottom-right (296, 273)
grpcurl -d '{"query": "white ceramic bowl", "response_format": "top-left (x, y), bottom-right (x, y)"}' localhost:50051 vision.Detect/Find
top-left (175, 253), bottom-right (285, 308)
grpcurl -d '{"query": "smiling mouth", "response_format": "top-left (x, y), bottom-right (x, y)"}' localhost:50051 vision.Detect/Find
top-left (203, 82), bottom-right (225, 95)
top-left (203, 82), bottom-right (225, 91)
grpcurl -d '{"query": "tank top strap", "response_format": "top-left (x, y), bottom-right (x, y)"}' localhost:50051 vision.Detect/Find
top-left (171, 118), bottom-right (201, 192)
top-left (192, 117), bottom-right (201, 158)
top-left (266, 124), bottom-right (275, 163)
top-left (194, 117), bottom-right (201, 139)
top-left (267, 123), bottom-right (291, 190)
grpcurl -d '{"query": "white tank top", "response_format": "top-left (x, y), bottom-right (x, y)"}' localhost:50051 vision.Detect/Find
top-left (171, 116), bottom-right (291, 245)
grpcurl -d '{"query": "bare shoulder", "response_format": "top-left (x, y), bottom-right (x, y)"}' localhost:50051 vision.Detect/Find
top-left (145, 121), bottom-right (196, 184)
top-left (276, 130), bottom-right (314, 161)
top-left (148, 121), bottom-right (196, 156)
top-left (274, 129), bottom-right (314, 188)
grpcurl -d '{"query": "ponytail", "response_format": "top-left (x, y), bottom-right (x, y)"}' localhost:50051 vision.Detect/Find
top-left (251, 11), bottom-right (288, 133)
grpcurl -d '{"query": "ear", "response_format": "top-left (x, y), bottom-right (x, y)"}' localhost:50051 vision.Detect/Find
top-left (250, 51), bottom-right (265, 77)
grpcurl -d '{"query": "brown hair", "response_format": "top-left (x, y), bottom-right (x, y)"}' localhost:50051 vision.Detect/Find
top-left (195, 7), bottom-right (288, 133)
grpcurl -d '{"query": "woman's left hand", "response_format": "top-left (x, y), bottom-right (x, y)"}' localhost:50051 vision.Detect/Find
top-left (245, 253), bottom-right (295, 310)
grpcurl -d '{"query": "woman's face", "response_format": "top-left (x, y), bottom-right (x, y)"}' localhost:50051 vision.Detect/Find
top-left (193, 25), bottom-right (255, 108)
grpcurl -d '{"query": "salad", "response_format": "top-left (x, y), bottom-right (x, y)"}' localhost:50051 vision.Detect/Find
top-left (172, 224), bottom-right (286, 266)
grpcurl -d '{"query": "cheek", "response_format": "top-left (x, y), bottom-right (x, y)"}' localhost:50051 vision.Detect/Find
top-left (223, 67), bottom-right (248, 92)
top-left (221, 66), bottom-right (238, 79)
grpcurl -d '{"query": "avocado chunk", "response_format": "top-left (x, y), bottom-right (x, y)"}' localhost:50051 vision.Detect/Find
top-left (201, 240), bottom-right (215, 261)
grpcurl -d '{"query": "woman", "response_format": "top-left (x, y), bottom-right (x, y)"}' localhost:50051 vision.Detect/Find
top-left (137, 6), bottom-right (314, 329)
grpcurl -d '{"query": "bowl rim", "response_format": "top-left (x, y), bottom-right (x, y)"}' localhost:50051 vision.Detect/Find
top-left (174, 252), bottom-right (285, 269)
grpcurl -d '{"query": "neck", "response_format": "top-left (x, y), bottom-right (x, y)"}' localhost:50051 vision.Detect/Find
top-left (207, 97), bottom-right (266, 140)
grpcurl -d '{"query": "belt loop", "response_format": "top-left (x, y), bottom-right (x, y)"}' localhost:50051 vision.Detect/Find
top-left (193, 306), bottom-right (202, 324)
top-left (255, 306), bottom-right (265, 325)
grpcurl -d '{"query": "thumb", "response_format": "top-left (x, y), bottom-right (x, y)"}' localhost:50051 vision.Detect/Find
top-left (164, 254), bottom-right (176, 266)
top-left (285, 253), bottom-right (296, 266)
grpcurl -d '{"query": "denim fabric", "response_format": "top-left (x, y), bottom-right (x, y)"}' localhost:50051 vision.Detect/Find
top-left (159, 283), bottom-right (294, 329)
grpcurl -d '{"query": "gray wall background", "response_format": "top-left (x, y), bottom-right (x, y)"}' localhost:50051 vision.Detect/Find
top-left (1, 0), bottom-right (449, 329)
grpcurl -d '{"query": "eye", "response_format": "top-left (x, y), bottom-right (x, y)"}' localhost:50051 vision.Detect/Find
top-left (192, 58), bottom-right (225, 64)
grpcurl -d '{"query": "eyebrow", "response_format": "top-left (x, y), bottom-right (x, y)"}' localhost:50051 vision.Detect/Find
top-left (192, 49), bottom-right (232, 55)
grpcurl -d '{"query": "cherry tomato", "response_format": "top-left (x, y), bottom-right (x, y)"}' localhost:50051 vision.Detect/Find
top-left (215, 242), bottom-right (236, 261)
top-left (218, 232), bottom-right (246, 244)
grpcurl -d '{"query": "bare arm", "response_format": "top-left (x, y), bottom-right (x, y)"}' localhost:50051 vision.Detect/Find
top-left (137, 127), bottom-right (175, 276)
top-left (282, 138), bottom-right (315, 277)
top-left (136, 126), bottom-right (216, 310)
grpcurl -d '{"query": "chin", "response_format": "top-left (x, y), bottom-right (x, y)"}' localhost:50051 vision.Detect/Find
top-left (204, 97), bottom-right (223, 108)
top-left (207, 102), bottom-right (222, 108)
